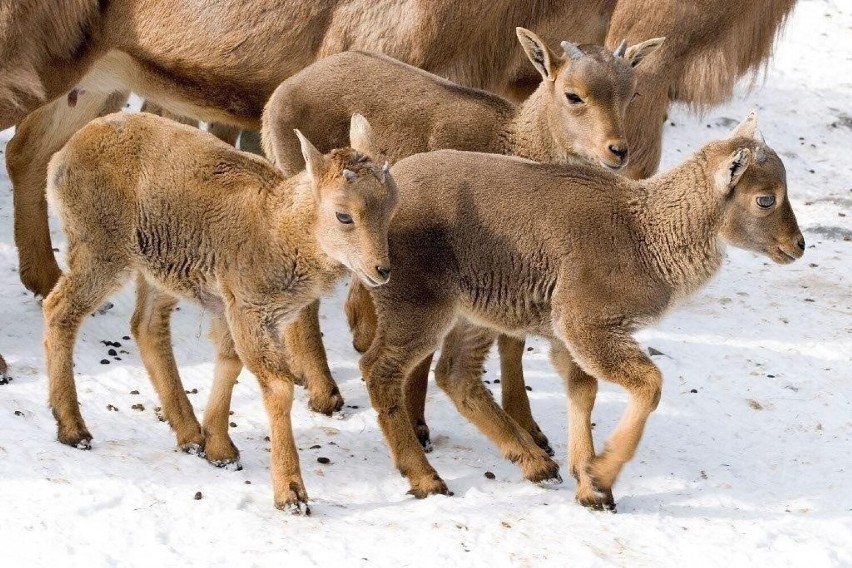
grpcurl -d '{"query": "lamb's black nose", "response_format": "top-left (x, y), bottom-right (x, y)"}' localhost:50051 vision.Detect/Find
top-left (376, 266), bottom-right (391, 280)
top-left (608, 143), bottom-right (628, 162)
top-left (797, 237), bottom-right (806, 251)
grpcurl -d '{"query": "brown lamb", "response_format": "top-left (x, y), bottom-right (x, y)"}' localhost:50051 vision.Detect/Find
top-left (356, 113), bottom-right (804, 510)
top-left (42, 112), bottom-right (398, 513)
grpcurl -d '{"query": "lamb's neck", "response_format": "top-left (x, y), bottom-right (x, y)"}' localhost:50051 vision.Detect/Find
top-left (637, 153), bottom-right (726, 295)
top-left (500, 91), bottom-right (585, 166)
top-left (269, 174), bottom-right (340, 276)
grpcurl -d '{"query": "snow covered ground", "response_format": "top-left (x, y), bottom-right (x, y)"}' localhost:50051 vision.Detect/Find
top-left (0, 0), bottom-right (850, 565)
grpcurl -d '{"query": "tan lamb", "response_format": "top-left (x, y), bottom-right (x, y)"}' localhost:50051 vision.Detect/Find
top-left (42, 112), bottom-right (398, 514)
top-left (355, 113), bottom-right (804, 509)
top-left (261, 30), bottom-right (663, 447)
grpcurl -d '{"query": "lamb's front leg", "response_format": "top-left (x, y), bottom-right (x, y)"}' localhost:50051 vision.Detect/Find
top-left (556, 323), bottom-right (662, 512)
top-left (223, 293), bottom-right (308, 514)
top-left (549, 344), bottom-right (608, 510)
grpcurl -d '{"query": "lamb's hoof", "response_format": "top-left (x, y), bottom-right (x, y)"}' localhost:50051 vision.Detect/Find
top-left (534, 469), bottom-right (563, 488)
top-left (275, 481), bottom-right (310, 515)
top-left (529, 427), bottom-right (554, 457)
top-left (308, 388), bottom-right (345, 416)
top-left (526, 456), bottom-right (562, 487)
top-left (203, 437), bottom-right (241, 469)
top-left (277, 500), bottom-right (311, 516)
top-left (414, 420), bottom-right (432, 453)
top-left (0, 373), bottom-right (10, 386)
top-left (407, 474), bottom-right (449, 499)
top-left (58, 428), bottom-right (92, 450)
top-left (180, 442), bottom-right (204, 456)
top-left (576, 487), bottom-right (616, 512)
top-left (56, 415), bottom-right (93, 449)
top-left (209, 458), bottom-right (243, 471)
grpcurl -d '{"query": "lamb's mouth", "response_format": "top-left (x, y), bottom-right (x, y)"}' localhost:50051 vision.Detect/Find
top-left (359, 271), bottom-right (382, 288)
top-left (768, 246), bottom-right (800, 264)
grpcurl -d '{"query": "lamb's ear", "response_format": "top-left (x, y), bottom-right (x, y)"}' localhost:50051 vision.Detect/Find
top-left (294, 129), bottom-right (326, 183)
top-left (516, 27), bottom-right (557, 81)
top-left (623, 37), bottom-right (665, 68)
top-left (349, 113), bottom-right (380, 157)
top-left (728, 111), bottom-right (758, 140)
top-left (715, 148), bottom-right (753, 195)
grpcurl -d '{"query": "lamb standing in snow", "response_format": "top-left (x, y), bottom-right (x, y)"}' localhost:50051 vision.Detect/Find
top-left (42, 112), bottom-right (398, 513)
top-left (358, 113), bottom-right (804, 509)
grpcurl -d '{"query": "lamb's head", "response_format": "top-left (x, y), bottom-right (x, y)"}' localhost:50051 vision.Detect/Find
top-left (516, 28), bottom-right (664, 170)
top-left (708, 112), bottom-right (804, 264)
top-left (295, 114), bottom-right (399, 286)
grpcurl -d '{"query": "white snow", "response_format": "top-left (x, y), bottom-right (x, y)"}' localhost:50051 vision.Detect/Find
top-left (0, 0), bottom-right (850, 565)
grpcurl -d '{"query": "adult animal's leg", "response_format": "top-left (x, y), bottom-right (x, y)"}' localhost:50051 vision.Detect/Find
top-left (7, 90), bottom-right (129, 296)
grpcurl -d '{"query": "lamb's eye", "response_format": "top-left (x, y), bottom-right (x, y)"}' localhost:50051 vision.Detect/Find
top-left (756, 195), bottom-right (776, 209)
top-left (565, 92), bottom-right (584, 104)
top-left (336, 212), bottom-right (353, 224)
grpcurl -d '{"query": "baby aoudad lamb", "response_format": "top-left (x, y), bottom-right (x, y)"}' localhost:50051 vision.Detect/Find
top-left (261, 28), bottom-right (664, 450)
top-left (358, 113), bottom-right (804, 508)
top-left (43, 112), bottom-right (398, 514)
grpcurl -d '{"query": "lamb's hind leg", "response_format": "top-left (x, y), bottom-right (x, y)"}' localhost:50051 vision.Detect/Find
top-left (283, 300), bottom-right (344, 415)
top-left (44, 257), bottom-right (129, 448)
top-left (558, 325), bottom-right (663, 511)
top-left (434, 322), bottom-right (561, 485)
top-left (360, 304), bottom-right (452, 498)
top-left (498, 334), bottom-right (553, 455)
top-left (201, 315), bottom-right (242, 467)
top-left (130, 275), bottom-right (204, 452)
